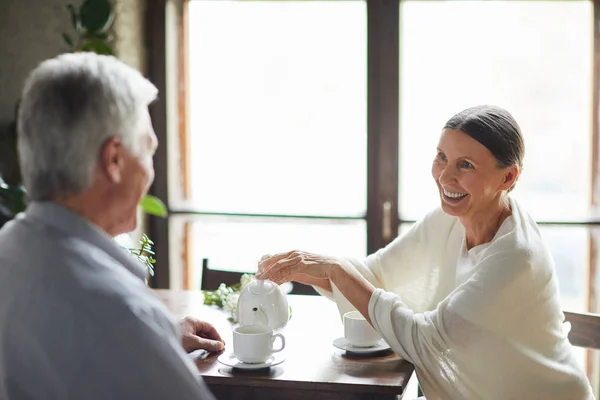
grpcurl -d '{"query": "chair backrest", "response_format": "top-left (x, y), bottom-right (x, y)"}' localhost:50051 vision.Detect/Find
top-left (289, 281), bottom-right (318, 295)
top-left (200, 258), bottom-right (318, 295)
top-left (200, 258), bottom-right (245, 291)
top-left (564, 311), bottom-right (600, 349)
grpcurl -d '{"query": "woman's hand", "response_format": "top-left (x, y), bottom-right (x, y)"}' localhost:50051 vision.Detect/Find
top-left (258, 250), bottom-right (377, 324)
top-left (256, 250), bottom-right (339, 290)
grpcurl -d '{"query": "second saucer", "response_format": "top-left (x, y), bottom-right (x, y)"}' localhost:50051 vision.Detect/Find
top-left (332, 337), bottom-right (391, 354)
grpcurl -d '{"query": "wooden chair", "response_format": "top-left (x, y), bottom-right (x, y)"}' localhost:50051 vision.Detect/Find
top-left (290, 281), bottom-right (318, 296)
top-left (200, 258), bottom-right (244, 291)
top-left (564, 311), bottom-right (600, 349)
top-left (200, 258), bottom-right (318, 295)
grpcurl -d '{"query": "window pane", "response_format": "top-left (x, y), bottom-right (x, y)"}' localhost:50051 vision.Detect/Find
top-left (188, 1), bottom-right (367, 216)
top-left (176, 215), bottom-right (366, 285)
top-left (542, 226), bottom-right (590, 313)
top-left (399, 1), bottom-right (592, 221)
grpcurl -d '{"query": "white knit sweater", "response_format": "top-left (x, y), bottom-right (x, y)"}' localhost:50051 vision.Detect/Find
top-left (319, 197), bottom-right (593, 399)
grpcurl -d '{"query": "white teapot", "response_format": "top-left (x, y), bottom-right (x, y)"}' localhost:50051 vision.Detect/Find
top-left (236, 279), bottom-right (290, 330)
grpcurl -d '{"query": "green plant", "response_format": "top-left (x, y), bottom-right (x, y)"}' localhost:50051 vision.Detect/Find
top-left (63, 0), bottom-right (115, 55)
top-left (135, 196), bottom-right (167, 275)
top-left (140, 195), bottom-right (168, 218)
top-left (202, 274), bottom-right (255, 321)
top-left (128, 233), bottom-right (156, 276)
top-left (0, 176), bottom-right (26, 228)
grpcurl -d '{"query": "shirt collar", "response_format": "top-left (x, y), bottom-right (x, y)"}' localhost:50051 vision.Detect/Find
top-left (23, 201), bottom-right (148, 281)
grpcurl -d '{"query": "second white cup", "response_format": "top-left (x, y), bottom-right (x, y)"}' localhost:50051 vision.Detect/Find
top-left (233, 325), bottom-right (285, 364)
top-left (343, 310), bottom-right (381, 348)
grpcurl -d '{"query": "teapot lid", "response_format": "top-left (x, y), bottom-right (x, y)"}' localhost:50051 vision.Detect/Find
top-left (248, 280), bottom-right (276, 295)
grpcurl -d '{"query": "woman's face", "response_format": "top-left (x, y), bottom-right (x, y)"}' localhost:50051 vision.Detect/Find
top-left (431, 128), bottom-right (517, 219)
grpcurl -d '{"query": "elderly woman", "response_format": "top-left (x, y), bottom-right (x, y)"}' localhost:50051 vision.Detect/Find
top-left (257, 105), bottom-right (593, 399)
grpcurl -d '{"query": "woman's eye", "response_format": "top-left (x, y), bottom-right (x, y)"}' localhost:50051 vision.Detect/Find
top-left (460, 160), bottom-right (474, 169)
top-left (436, 152), bottom-right (447, 161)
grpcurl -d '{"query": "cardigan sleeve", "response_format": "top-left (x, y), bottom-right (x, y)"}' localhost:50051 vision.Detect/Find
top-left (314, 207), bottom-right (458, 317)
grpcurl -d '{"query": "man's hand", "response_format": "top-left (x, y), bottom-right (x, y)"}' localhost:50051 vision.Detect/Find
top-left (179, 317), bottom-right (225, 353)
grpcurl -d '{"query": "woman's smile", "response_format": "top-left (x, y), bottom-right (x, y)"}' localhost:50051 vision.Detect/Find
top-left (442, 187), bottom-right (468, 203)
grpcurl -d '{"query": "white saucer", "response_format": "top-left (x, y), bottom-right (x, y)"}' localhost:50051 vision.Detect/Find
top-left (332, 337), bottom-right (391, 354)
top-left (217, 352), bottom-right (285, 370)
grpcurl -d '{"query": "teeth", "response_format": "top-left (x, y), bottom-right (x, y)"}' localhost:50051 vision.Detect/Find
top-left (443, 188), bottom-right (467, 199)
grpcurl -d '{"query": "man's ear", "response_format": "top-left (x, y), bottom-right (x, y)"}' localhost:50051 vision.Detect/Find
top-left (98, 137), bottom-right (125, 184)
top-left (501, 164), bottom-right (519, 191)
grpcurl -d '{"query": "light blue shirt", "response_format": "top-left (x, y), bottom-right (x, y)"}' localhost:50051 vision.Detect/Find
top-left (0, 202), bottom-right (215, 400)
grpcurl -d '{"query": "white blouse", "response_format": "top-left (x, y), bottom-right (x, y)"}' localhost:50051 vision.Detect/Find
top-left (319, 197), bottom-right (593, 400)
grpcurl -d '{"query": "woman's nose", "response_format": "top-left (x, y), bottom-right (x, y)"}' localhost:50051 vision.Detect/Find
top-left (438, 165), bottom-right (457, 185)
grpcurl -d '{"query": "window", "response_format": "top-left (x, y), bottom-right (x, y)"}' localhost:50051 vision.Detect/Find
top-left (183, 0), bottom-right (368, 273)
top-left (159, 0), bottom-right (598, 307)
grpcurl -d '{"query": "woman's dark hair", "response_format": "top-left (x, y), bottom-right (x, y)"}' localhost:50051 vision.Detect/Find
top-left (444, 105), bottom-right (524, 169)
top-left (444, 105), bottom-right (524, 190)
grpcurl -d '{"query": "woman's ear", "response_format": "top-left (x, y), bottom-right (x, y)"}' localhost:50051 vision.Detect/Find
top-left (501, 165), bottom-right (519, 191)
top-left (98, 137), bottom-right (125, 184)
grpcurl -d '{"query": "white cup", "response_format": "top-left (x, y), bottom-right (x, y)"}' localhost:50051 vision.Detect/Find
top-left (343, 310), bottom-right (381, 348)
top-left (233, 325), bottom-right (285, 363)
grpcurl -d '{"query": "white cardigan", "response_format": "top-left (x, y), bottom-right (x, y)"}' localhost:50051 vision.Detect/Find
top-left (319, 197), bottom-right (593, 400)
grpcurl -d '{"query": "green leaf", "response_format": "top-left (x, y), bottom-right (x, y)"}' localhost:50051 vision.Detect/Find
top-left (123, 233), bottom-right (157, 277)
top-left (6, 185), bottom-right (26, 213)
top-left (0, 181), bottom-right (26, 215)
top-left (79, 0), bottom-right (113, 34)
top-left (140, 195), bottom-right (167, 217)
top-left (81, 38), bottom-right (114, 55)
top-left (62, 33), bottom-right (75, 49)
top-left (65, 4), bottom-right (80, 30)
top-left (12, 185), bottom-right (26, 213)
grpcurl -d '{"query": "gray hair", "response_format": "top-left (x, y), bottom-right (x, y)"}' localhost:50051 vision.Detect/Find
top-left (17, 52), bottom-right (158, 201)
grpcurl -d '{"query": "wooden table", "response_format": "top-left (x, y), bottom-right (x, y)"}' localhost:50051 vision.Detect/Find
top-left (155, 290), bottom-right (414, 400)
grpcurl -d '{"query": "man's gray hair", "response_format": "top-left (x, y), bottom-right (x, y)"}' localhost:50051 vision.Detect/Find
top-left (17, 52), bottom-right (158, 201)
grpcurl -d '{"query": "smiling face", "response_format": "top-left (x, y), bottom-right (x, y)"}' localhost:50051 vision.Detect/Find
top-left (431, 128), bottom-right (518, 220)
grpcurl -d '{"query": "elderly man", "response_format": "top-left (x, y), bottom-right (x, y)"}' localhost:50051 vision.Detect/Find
top-left (0, 53), bottom-right (222, 399)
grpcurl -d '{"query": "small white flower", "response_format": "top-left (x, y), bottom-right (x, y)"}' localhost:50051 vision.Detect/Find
top-left (223, 293), bottom-right (240, 320)
top-left (240, 273), bottom-right (255, 289)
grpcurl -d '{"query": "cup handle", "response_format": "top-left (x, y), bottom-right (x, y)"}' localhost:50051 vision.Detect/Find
top-left (270, 333), bottom-right (285, 353)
